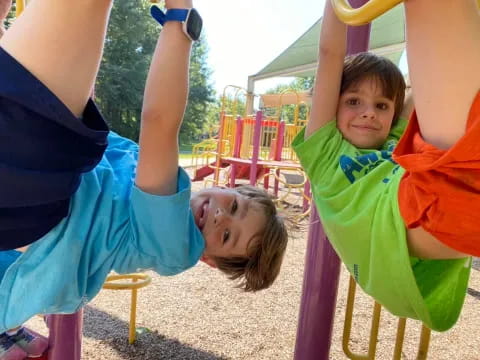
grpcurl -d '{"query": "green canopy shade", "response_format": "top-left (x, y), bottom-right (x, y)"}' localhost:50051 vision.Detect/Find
top-left (250, 4), bottom-right (405, 83)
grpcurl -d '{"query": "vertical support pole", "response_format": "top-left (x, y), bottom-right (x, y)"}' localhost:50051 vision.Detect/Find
top-left (393, 318), bottom-right (407, 360)
top-left (214, 111), bottom-right (226, 185)
top-left (417, 326), bottom-right (431, 360)
top-left (274, 121), bottom-right (286, 195)
top-left (230, 116), bottom-right (243, 188)
top-left (294, 206), bottom-right (341, 360)
top-left (129, 278), bottom-right (138, 344)
top-left (246, 75), bottom-right (255, 115)
top-left (47, 311), bottom-right (83, 360)
top-left (233, 116), bottom-right (243, 158)
top-left (275, 121), bottom-right (286, 161)
top-left (249, 111), bottom-right (262, 186)
top-left (303, 181), bottom-right (311, 213)
top-left (293, 1), bottom-right (371, 358)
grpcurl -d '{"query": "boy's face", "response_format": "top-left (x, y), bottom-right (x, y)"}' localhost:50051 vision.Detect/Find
top-left (190, 187), bottom-right (266, 267)
top-left (336, 77), bottom-right (395, 149)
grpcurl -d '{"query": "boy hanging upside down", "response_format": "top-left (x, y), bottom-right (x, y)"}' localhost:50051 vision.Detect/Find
top-left (0, 0), bottom-right (288, 341)
top-left (293, 0), bottom-right (479, 331)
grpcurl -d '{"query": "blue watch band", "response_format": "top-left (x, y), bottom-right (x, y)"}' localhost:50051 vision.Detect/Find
top-left (150, 7), bottom-right (188, 26)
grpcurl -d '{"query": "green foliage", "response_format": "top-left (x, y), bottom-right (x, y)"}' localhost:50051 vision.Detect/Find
top-left (219, 94), bottom-right (247, 117)
top-left (264, 77), bottom-right (314, 123)
top-left (4, 1), bottom-right (15, 28)
top-left (180, 34), bottom-right (215, 145)
top-left (201, 92), bottom-right (247, 140)
top-left (95, 0), bottom-right (158, 141)
top-left (94, 0), bottom-right (215, 145)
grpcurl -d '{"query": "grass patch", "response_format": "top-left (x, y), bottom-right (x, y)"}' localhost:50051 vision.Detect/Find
top-left (179, 144), bottom-right (193, 153)
top-left (179, 152), bottom-right (193, 159)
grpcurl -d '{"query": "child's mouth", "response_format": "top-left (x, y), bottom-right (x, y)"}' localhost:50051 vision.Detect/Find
top-left (352, 124), bottom-right (378, 131)
top-left (196, 199), bottom-right (209, 231)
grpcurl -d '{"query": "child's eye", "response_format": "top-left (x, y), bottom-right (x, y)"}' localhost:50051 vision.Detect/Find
top-left (231, 199), bottom-right (238, 214)
top-left (223, 229), bottom-right (230, 243)
top-left (377, 103), bottom-right (389, 110)
top-left (346, 98), bottom-right (360, 106)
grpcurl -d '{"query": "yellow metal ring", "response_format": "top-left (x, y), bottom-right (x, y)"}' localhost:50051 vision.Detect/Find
top-left (330, 0), bottom-right (403, 26)
top-left (103, 273), bottom-right (152, 290)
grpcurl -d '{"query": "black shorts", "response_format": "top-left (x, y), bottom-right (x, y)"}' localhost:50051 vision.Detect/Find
top-left (0, 47), bottom-right (109, 250)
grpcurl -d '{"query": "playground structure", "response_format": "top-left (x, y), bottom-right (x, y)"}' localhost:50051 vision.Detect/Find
top-left (10, 0), bottom-right (474, 358)
top-left (192, 86), bottom-right (312, 220)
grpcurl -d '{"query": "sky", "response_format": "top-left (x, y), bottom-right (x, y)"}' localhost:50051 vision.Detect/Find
top-left (194, 0), bottom-right (327, 96)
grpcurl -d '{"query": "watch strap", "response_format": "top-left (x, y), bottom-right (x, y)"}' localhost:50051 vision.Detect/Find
top-left (150, 6), bottom-right (189, 26)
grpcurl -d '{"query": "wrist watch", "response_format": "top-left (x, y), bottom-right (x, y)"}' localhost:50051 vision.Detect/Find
top-left (150, 6), bottom-right (203, 41)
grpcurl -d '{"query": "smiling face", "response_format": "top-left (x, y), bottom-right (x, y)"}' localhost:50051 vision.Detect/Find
top-left (336, 77), bottom-right (395, 149)
top-left (190, 187), bottom-right (267, 267)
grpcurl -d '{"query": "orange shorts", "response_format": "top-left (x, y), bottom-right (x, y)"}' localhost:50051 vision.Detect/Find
top-left (393, 92), bottom-right (480, 257)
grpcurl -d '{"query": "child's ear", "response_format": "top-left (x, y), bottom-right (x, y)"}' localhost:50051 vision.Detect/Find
top-left (200, 254), bottom-right (217, 268)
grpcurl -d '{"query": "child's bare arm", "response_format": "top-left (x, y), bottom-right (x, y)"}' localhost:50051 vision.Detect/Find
top-left (135, 0), bottom-right (193, 196)
top-left (305, 0), bottom-right (347, 138)
top-left (405, 0), bottom-right (480, 149)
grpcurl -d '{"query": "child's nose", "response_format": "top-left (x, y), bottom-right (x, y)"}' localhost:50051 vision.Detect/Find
top-left (214, 207), bottom-right (226, 225)
top-left (361, 106), bottom-right (376, 119)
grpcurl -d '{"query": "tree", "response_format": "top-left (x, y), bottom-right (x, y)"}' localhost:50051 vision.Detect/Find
top-left (264, 77), bottom-right (314, 123)
top-left (96, 1), bottom-right (215, 145)
top-left (180, 34), bottom-right (215, 145)
top-left (95, 0), bottom-right (159, 141)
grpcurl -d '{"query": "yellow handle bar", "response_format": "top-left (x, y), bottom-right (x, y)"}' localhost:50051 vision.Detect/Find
top-left (331, 0), bottom-right (480, 26)
top-left (15, 0), bottom-right (25, 17)
top-left (330, 0), bottom-right (403, 26)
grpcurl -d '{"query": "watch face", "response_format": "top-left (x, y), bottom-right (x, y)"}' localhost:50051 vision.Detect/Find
top-left (186, 8), bottom-right (202, 41)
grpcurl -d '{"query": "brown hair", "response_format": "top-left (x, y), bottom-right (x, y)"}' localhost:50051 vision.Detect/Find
top-left (341, 52), bottom-right (406, 124)
top-left (213, 185), bottom-right (288, 292)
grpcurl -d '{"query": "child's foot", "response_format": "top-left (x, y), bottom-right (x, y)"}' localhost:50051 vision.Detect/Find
top-left (8, 328), bottom-right (48, 358)
top-left (0, 333), bottom-right (27, 360)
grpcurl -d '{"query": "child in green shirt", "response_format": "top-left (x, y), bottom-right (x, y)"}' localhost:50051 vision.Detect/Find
top-left (293, 0), bottom-right (475, 331)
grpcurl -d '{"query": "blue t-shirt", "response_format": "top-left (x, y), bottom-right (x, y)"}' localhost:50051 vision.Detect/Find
top-left (0, 132), bottom-right (205, 332)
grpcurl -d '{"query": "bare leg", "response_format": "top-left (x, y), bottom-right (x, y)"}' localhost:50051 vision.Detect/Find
top-left (405, 0), bottom-right (480, 149)
top-left (0, 0), bottom-right (113, 117)
top-left (0, 0), bottom-right (10, 21)
top-left (0, 0), bottom-right (11, 37)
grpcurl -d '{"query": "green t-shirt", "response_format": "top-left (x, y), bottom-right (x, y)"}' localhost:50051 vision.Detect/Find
top-left (292, 119), bottom-right (471, 332)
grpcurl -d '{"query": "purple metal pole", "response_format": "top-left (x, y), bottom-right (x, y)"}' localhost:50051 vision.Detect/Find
top-left (233, 116), bottom-right (243, 158)
top-left (275, 121), bottom-right (286, 161)
top-left (294, 206), bottom-right (341, 360)
top-left (303, 181), bottom-right (311, 213)
top-left (47, 310), bottom-right (83, 360)
top-left (249, 111), bottom-right (263, 185)
top-left (293, 1), bottom-right (371, 359)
